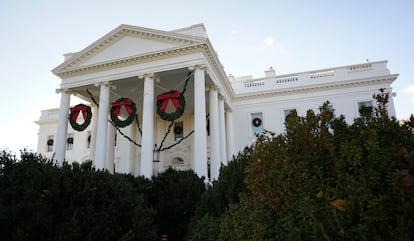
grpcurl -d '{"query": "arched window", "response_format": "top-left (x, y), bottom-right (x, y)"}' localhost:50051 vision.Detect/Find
top-left (172, 157), bottom-right (184, 165)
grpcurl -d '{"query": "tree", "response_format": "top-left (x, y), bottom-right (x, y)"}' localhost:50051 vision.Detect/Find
top-left (192, 90), bottom-right (414, 240)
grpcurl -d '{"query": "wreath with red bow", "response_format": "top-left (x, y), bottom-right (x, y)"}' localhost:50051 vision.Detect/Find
top-left (67, 137), bottom-right (74, 144)
top-left (47, 139), bottom-right (54, 146)
top-left (252, 117), bottom-right (262, 127)
top-left (174, 125), bottom-right (183, 135)
top-left (69, 104), bottom-right (92, 131)
top-left (156, 90), bottom-right (185, 121)
top-left (111, 97), bottom-right (137, 128)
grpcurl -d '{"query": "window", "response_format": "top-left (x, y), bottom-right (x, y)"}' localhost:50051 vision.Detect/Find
top-left (251, 113), bottom-right (263, 136)
top-left (47, 135), bottom-right (54, 152)
top-left (358, 101), bottom-right (373, 117)
top-left (67, 133), bottom-right (74, 151)
top-left (172, 157), bottom-right (184, 165)
top-left (284, 109), bottom-right (296, 121)
top-left (174, 121), bottom-right (184, 141)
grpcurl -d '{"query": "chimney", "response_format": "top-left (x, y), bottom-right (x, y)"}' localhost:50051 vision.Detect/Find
top-left (264, 67), bottom-right (275, 78)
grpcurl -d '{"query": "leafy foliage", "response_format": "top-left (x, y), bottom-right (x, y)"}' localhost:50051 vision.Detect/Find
top-left (190, 89), bottom-right (414, 240)
top-left (187, 148), bottom-right (253, 241)
top-left (0, 151), bottom-right (157, 241)
top-left (149, 168), bottom-right (206, 241)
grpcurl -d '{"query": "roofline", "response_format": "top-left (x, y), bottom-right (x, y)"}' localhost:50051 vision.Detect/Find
top-left (52, 24), bottom-right (208, 75)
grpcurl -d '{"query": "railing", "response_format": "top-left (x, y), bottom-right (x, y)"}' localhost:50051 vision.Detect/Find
top-left (244, 79), bottom-right (264, 88)
top-left (232, 61), bottom-right (390, 94)
top-left (309, 70), bottom-right (334, 79)
top-left (38, 109), bottom-right (59, 121)
top-left (275, 75), bottom-right (299, 84)
top-left (347, 63), bottom-right (372, 73)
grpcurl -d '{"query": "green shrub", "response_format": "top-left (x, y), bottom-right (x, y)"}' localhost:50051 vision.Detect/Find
top-left (0, 151), bottom-right (156, 241)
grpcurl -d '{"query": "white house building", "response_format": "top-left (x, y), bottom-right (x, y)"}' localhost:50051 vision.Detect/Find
top-left (35, 23), bottom-right (398, 180)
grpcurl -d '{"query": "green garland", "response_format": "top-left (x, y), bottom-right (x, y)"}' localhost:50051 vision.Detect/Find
top-left (69, 104), bottom-right (92, 131)
top-left (110, 97), bottom-right (137, 128)
top-left (156, 90), bottom-right (185, 122)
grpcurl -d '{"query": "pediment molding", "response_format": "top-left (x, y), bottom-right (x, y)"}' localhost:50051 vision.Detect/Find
top-left (52, 24), bottom-right (207, 77)
top-left (55, 43), bottom-right (208, 78)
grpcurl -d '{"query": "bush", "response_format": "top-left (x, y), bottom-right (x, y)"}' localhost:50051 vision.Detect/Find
top-left (0, 150), bottom-right (157, 241)
top-left (149, 168), bottom-right (206, 241)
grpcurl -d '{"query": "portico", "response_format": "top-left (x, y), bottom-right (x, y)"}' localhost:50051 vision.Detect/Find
top-left (51, 24), bottom-right (232, 180)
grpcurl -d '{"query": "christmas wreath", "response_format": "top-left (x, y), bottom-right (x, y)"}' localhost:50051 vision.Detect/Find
top-left (156, 90), bottom-right (185, 121)
top-left (67, 137), bottom-right (74, 144)
top-left (47, 139), bottom-right (54, 146)
top-left (252, 117), bottom-right (262, 127)
top-left (111, 97), bottom-right (137, 128)
top-left (69, 104), bottom-right (92, 131)
top-left (174, 125), bottom-right (183, 135)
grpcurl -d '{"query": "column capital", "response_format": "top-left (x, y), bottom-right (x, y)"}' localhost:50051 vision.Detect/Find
top-left (188, 64), bottom-right (207, 71)
top-left (55, 88), bottom-right (72, 94)
top-left (94, 81), bottom-right (112, 88)
top-left (138, 73), bottom-right (159, 81)
top-left (206, 84), bottom-right (219, 92)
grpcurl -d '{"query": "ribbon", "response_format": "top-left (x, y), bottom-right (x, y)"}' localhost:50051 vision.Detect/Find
top-left (112, 99), bottom-right (134, 117)
top-left (70, 105), bottom-right (89, 121)
top-left (157, 91), bottom-right (181, 111)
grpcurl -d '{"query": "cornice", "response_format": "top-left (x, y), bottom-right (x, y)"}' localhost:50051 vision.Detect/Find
top-left (232, 75), bottom-right (397, 101)
top-left (54, 44), bottom-right (208, 78)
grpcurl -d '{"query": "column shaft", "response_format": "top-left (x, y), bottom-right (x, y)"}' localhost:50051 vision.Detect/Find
top-left (193, 66), bottom-right (208, 178)
top-left (140, 74), bottom-right (155, 178)
top-left (218, 97), bottom-right (228, 165)
top-left (94, 82), bottom-right (110, 170)
top-left (89, 105), bottom-right (98, 161)
top-left (54, 90), bottom-right (71, 166)
top-left (106, 122), bottom-right (115, 173)
top-left (209, 87), bottom-right (221, 180)
top-left (225, 110), bottom-right (235, 161)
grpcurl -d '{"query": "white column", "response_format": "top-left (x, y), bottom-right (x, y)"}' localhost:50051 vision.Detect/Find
top-left (225, 109), bottom-right (235, 161)
top-left (116, 124), bottom-right (136, 175)
top-left (106, 122), bottom-right (115, 173)
top-left (209, 86), bottom-right (221, 180)
top-left (94, 82), bottom-right (111, 170)
top-left (192, 65), bottom-right (208, 178)
top-left (140, 74), bottom-right (155, 178)
top-left (89, 104), bottom-right (98, 161)
top-left (54, 89), bottom-right (71, 166)
top-left (218, 96), bottom-right (228, 165)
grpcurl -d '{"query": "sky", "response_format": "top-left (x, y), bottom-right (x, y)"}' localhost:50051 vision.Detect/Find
top-left (1, 0), bottom-right (413, 154)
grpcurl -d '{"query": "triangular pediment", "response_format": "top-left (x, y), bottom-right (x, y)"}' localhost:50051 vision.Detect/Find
top-left (53, 24), bottom-right (207, 75)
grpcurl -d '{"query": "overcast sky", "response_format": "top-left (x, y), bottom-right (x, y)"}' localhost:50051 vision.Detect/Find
top-left (1, 0), bottom-right (413, 154)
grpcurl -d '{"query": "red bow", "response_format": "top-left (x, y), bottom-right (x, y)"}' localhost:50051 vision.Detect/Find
top-left (70, 105), bottom-right (89, 121)
top-left (112, 99), bottom-right (134, 116)
top-left (157, 91), bottom-right (181, 111)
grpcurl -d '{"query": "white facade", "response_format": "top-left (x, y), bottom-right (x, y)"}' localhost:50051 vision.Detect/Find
top-left (35, 24), bottom-right (398, 180)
